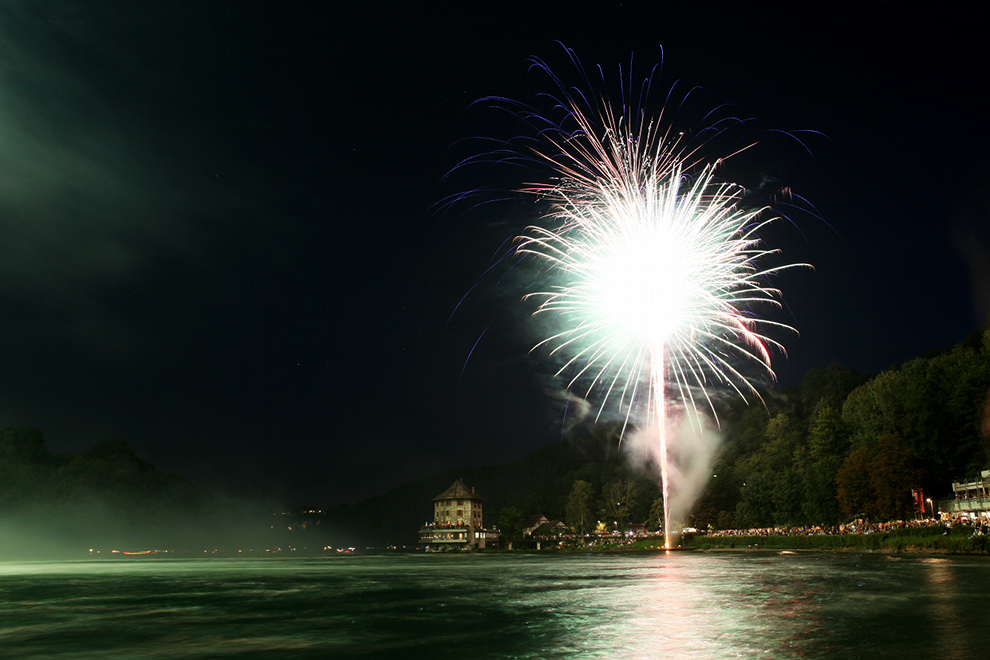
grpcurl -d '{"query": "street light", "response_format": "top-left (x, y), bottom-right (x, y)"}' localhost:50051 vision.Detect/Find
top-left (926, 498), bottom-right (934, 520)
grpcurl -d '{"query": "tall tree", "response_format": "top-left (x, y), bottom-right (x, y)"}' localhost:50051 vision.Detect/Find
top-left (601, 479), bottom-right (638, 531)
top-left (647, 497), bottom-right (665, 532)
top-left (797, 403), bottom-right (846, 524)
top-left (835, 433), bottom-right (921, 521)
top-left (565, 480), bottom-right (595, 536)
top-left (869, 433), bottom-right (921, 520)
top-left (497, 506), bottom-right (524, 539)
top-left (835, 445), bottom-right (875, 519)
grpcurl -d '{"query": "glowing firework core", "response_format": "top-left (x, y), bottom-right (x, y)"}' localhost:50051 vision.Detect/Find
top-left (597, 228), bottom-right (690, 343)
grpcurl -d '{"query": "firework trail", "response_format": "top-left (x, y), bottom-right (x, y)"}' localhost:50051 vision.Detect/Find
top-left (463, 48), bottom-right (808, 547)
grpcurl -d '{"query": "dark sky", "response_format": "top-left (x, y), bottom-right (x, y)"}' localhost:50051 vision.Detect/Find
top-left (0, 3), bottom-right (986, 507)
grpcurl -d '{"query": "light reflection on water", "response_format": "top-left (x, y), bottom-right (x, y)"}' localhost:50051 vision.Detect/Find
top-left (0, 552), bottom-right (988, 658)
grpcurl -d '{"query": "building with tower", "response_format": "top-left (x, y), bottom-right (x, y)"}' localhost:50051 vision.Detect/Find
top-left (418, 478), bottom-right (498, 551)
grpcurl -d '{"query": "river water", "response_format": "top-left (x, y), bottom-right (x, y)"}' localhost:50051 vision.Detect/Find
top-left (1, 551), bottom-right (987, 659)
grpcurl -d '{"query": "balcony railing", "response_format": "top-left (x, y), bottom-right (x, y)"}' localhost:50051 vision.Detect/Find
top-left (941, 496), bottom-right (990, 513)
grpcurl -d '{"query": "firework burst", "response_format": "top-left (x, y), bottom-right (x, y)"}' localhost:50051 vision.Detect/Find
top-left (462, 49), bottom-right (809, 546)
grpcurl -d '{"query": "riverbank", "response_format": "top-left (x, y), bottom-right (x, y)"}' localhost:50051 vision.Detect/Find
top-left (679, 524), bottom-right (989, 554)
top-left (521, 524), bottom-right (989, 554)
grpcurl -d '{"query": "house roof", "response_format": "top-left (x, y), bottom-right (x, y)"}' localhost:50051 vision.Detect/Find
top-left (432, 478), bottom-right (484, 502)
top-left (531, 520), bottom-right (570, 537)
top-left (524, 514), bottom-right (549, 528)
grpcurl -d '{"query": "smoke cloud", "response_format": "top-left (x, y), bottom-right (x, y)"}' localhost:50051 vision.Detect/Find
top-left (624, 412), bottom-right (721, 540)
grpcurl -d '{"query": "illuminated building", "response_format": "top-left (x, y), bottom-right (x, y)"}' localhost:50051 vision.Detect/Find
top-left (942, 470), bottom-right (990, 521)
top-left (418, 479), bottom-right (498, 551)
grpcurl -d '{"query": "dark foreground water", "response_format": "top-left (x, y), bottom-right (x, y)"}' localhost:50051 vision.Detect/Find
top-left (1, 551), bottom-right (988, 659)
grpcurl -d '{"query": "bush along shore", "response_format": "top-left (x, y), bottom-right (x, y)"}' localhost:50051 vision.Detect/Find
top-left (678, 524), bottom-right (989, 554)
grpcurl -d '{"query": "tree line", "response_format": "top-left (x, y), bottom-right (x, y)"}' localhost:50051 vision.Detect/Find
top-left (688, 327), bottom-right (990, 529)
top-left (4, 327), bottom-right (987, 550)
top-left (490, 328), bottom-right (990, 535)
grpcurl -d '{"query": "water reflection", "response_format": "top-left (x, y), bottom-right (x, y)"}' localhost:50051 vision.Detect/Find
top-left (608, 554), bottom-right (840, 658)
top-left (1, 553), bottom-right (989, 659)
top-left (922, 557), bottom-right (971, 659)
top-left (513, 552), bottom-right (990, 659)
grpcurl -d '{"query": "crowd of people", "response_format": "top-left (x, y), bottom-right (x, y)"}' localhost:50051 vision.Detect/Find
top-left (705, 517), bottom-right (988, 538)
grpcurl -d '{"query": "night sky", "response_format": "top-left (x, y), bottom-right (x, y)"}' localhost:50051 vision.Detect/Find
top-left (0, 3), bottom-right (986, 507)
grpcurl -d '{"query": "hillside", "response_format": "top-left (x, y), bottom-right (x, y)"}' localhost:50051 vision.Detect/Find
top-left (318, 328), bottom-right (990, 546)
top-left (318, 424), bottom-right (658, 547)
top-left (0, 428), bottom-right (281, 557)
top-left (3, 328), bottom-right (987, 554)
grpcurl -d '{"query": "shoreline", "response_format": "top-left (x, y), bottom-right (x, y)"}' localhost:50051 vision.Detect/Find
top-left (512, 523), bottom-right (989, 555)
top-left (679, 527), bottom-right (988, 555)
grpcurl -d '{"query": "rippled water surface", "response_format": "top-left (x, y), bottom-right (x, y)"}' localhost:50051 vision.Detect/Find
top-left (1, 551), bottom-right (988, 658)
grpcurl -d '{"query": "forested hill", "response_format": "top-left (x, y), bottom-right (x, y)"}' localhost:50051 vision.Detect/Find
top-left (0, 429), bottom-right (205, 514)
top-left (700, 326), bottom-right (990, 531)
top-left (322, 327), bottom-right (990, 546)
top-left (0, 429), bottom-right (278, 557)
top-left (320, 425), bottom-right (660, 547)
top-left (3, 328), bottom-right (988, 552)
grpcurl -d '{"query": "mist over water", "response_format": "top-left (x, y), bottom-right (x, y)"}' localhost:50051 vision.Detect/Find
top-left (0, 497), bottom-right (338, 563)
top-left (2, 552), bottom-right (988, 659)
